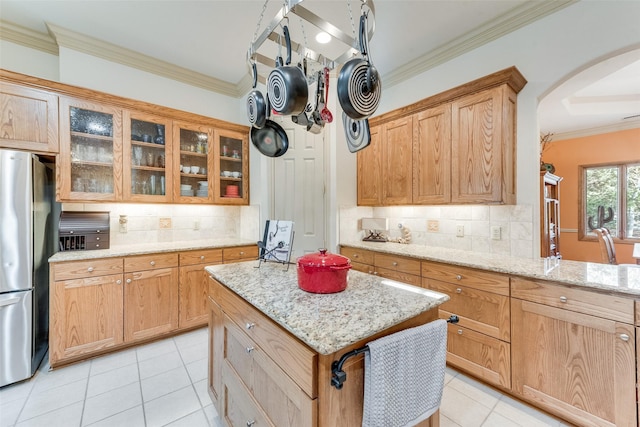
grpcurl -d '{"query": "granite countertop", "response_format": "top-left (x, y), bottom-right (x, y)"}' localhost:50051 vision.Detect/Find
top-left (341, 241), bottom-right (640, 298)
top-left (205, 261), bottom-right (449, 355)
top-left (49, 238), bottom-right (257, 262)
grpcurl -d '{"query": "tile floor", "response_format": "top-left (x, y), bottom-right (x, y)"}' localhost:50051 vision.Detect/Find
top-left (1, 327), bottom-right (569, 427)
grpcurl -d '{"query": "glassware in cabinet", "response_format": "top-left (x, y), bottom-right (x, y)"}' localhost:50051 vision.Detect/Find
top-left (58, 98), bottom-right (122, 201)
top-left (173, 123), bottom-right (212, 202)
top-left (215, 129), bottom-right (249, 204)
top-left (123, 112), bottom-right (172, 202)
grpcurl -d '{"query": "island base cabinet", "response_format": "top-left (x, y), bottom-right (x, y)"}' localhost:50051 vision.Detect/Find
top-left (511, 299), bottom-right (636, 427)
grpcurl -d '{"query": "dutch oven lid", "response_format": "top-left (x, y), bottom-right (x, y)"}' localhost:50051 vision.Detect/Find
top-left (297, 248), bottom-right (351, 268)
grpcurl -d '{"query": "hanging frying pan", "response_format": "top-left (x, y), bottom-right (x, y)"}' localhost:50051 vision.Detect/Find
top-left (251, 92), bottom-right (289, 157)
top-left (342, 111), bottom-right (371, 153)
top-left (267, 25), bottom-right (308, 116)
top-left (337, 12), bottom-right (381, 120)
top-left (246, 62), bottom-right (266, 129)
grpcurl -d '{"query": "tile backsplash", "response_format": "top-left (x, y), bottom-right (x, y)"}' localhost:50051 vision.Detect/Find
top-left (339, 204), bottom-right (534, 258)
top-left (60, 203), bottom-right (261, 247)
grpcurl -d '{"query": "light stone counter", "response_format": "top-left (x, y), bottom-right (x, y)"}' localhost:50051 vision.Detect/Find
top-left (49, 238), bottom-right (256, 262)
top-left (205, 261), bottom-right (449, 355)
top-left (341, 241), bottom-right (640, 297)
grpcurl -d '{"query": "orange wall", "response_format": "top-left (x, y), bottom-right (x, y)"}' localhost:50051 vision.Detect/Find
top-left (544, 127), bottom-right (640, 264)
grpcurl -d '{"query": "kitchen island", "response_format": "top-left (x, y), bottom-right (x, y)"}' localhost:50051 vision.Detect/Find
top-left (205, 261), bottom-right (449, 427)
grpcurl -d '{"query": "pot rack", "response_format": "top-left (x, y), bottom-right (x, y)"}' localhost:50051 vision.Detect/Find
top-left (247, 0), bottom-right (376, 82)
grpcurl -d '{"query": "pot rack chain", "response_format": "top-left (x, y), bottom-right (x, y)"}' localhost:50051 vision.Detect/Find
top-left (247, 0), bottom-right (376, 82)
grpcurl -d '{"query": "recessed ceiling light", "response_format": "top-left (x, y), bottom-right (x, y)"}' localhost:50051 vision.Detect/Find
top-left (315, 32), bottom-right (331, 44)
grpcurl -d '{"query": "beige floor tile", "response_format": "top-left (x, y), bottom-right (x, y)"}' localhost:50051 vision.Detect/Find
top-left (141, 366), bottom-right (191, 402)
top-left (138, 351), bottom-right (183, 380)
top-left (143, 386), bottom-right (201, 427)
top-left (86, 363), bottom-right (139, 398)
top-left (31, 361), bottom-right (90, 394)
top-left (440, 386), bottom-right (492, 427)
top-left (193, 378), bottom-right (214, 408)
top-left (15, 402), bottom-right (83, 427)
top-left (81, 382), bottom-right (142, 426)
top-left (493, 396), bottom-right (560, 427)
top-left (481, 412), bottom-right (522, 427)
top-left (90, 348), bottom-right (137, 376)
top-left (440, 413), bottom-right (462, 427)
top-left (18, 378), bottom-right (87, 422)
top-left (84, 405), bottom-right (145, 427)
top-left (165, 409), bottom-right (210, 427)
top-left (136, 339), bottom-right (178, 362)
top-left (447, 375), bottom-right (501, 409)
top-left (185, 358), bottom-right (208, 383)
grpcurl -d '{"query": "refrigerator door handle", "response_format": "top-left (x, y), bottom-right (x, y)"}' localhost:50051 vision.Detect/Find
top-left (0, 296), bottom-right (21, 307)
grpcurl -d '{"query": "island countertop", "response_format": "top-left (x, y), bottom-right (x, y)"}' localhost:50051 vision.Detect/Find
top-left (205, 261), bottom-right (449, 355)
top-left (340, 240), bottom-right (640, 297)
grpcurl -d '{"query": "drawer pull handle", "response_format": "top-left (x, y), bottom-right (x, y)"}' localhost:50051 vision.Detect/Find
top-left (620, 334), bottom-right (630, 342)
top-left (392, 261), bottom-right (398, 266)
top-left (126, 278), bottom-right (132, 284)
top-left (150, 261), bottom-right (156, 266)
top-left (457, 329), bottom-right (463, 335)
top-left (87, 267), bottom-right (94, 272)
top-left (116, 279), bottom-right (122, 285)
top-left (353, 254), bottom-right (359, 258)
top-left (246, 322), bottom-right (255, 330)
top-left (246, 346), bottom-right (254, 354)
top-left (240, 251), bottom-right (245, 255)
top-left (456, 288), bottom-right (462, 294)
top-left (96, 237), bottom-right (100, 241)
top-left (200, 255), bottom-right (205, 260)
top-left (246, 421), bottom-right (256, 427)
top-left (456, 274), bottom-right (462, 281)
top-left (559, 296), bottom-right (567, 303)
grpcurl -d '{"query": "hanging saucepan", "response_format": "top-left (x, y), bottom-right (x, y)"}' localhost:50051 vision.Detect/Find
top-left (267, 25), bottom-right (309, 116)
top-left (337, 11), bottom-right (381, 120)
top-left (246, 62), bottom-right (266, 129)
top-left (250, 92), bottom-right (289, 157)
top-left (342, 111), bottom-right (371, 153)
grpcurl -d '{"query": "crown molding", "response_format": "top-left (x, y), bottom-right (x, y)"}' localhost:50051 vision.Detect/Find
top-left (382, 0), bottom-right (578, 89)
top-left (552, 119), bottom-right (640, 141)
top-left (0, 20), bottom-right (58, 55)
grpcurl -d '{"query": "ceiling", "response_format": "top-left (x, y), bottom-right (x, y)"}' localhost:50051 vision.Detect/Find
top-left (1, 0), bottom-right (637, 136)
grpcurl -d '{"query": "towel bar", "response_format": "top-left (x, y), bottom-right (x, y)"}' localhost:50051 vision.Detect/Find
top-left (330, 314), bottom-right (459, 389)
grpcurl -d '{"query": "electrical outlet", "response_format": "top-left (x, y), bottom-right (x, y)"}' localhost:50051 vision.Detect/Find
top-left (491, 226), bottom-right (501, 240)
top-left (159, 217), bottom-right (172, 229)
top-left (427, 220), bottom-right (439, 232)
top-left (456, 224), bottom-right (465, 237)
top-left (194, 219), bottom-right (200, 230)
top-left (119, 215), bottom-right (128, 233)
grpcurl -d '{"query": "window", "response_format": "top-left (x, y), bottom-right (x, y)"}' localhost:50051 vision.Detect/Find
top-left (580, 162), bottom-right (640, 241)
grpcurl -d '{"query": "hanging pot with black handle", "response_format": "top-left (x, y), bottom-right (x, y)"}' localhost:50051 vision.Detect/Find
top-left (337, 11), bottom-right (381, 120)
top-left (342, 111), bottom-right (371, 153)
top-left (246, 62), bottom-right (267, 129)
top-left (251, 92), bottom-right (289, 158)
top-left (267, 25), bottom-right (309, 116)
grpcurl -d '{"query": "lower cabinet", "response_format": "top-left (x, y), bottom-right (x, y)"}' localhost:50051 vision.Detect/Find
top-left (179, 249), bottom-right (223, 329)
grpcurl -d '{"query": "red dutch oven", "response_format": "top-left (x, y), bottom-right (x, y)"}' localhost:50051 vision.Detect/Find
top-left (297, 249), bottom-right (352, 293)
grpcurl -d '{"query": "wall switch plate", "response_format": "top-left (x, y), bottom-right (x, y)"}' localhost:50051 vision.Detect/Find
top-left (119, 215), bottom-right (128, 233)
top-left (456, 224), bottom-right (465, 237)
top-left (491, 226), bottom-right (501, 240)
top-left (427, 220), bottom-right (439, 232)
top-left (159, 217), bottom-right (172, 229)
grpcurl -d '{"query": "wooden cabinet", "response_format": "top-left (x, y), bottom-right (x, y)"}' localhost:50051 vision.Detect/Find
top-left (511, 278), bottom-right (636, 427)
top-left (222, 245), bottom-right (259, 263)
top-left (50, 258), bottom-right (124, 366)
top-left (339, 246), bottom-right (375, 273)
top-left (214, 129), bottom-right (250, 204)
top-left (421, 261), bottom-right (511, 389)
top-left (339, 246), bottom-right (420, 285)
top-left (179, 249), bottom-right (223, 329)
top-left (540, 171), bottom-right (562, 258)
top-left (356, 125), bottom-right (383, 205)
top-left (0, 81), bottom-right (59, 153)
top-left (58, 97), bottom-right (123, 202)
top-left (173, 121), bottom-right (214, 203)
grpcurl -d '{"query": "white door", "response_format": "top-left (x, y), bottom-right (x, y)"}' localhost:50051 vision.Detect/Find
top-left (272, 119), bottom-right (326, 260)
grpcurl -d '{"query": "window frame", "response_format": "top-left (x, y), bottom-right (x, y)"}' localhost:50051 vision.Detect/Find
top-left (579, 160), bottom-right (640, 244)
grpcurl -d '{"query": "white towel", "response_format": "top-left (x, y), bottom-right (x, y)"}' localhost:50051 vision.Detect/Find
top-left (362, 319), bottom-right (447, 427)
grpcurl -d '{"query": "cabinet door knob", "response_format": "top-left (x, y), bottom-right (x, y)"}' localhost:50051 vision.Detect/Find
top-left (457, 329), bottom-right (463, 335)
top-left (87, 267), bottom-right (94, 272)
top-left (246, 421), bottom-right (256, 427)
top-left (200, 255), bottom-right (205, 260)
top-left (620, 334), bottom-right (630, 342)
top-left (559, 296), bottom-right (567, 303)
top-left (150, 261), bottom-right (156, 266)
top-left (245, 346), bottom-right (254, 354)
top-left (456, 274), bottom-right (462, 281)
top-left (126, 278), bottom-right (132, 284)
top-left (116, 279), bottom-right (122, 285)
top-left (245, 322), bottom-right (255, 330)
top-left (456, 288), bottom-right (462, 294)
top-left (392, 261), bottom-right (398, 266)
top-left (96, 237), bottom-right (100, 241)
top-left (240, 251), bottom-right (245, 255)
top-left (353, 254), bottom-right (359, 258)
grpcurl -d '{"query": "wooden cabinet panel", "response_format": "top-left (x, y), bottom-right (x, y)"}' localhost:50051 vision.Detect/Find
top-left (511, 277), bottom-right (634, 323)
top-left (0, 81), bottom-right (58, 153)
top-left (356, 125), bottom-right (383, 206)
top-left (425, 278), bottom-right (510, 341)
top-left (382, 116), bottom-right (413, 205)
top-left (374, 267), bottom-right (421, 286)
top-left (421, 261), bottom-right (509, 296)
top-left (208, 296), bottom-right (224, 408)
top-left (221, 362), bottom-right (273, 427)
top-left (180, 249), bottom-right (223, 266)
top-left (339, 246), bottom-right (375, 266)
top-left (179, 263), bottom-right (216, 329)
top-left (511, 298), bottom-right (636, 427)
top-left (50, 273), bottom-right (123, 365)
top-left (124, 252), bottom-right (179, 272)
top-left (53, 258), bottom-right (123, 281)
top-left (223, 245), bottom-right (258, 262)
top-left (413, 103), bottom-right (451, 204)
top-left (446, 323), bottom-right (511, 389)
top-left (123, 267), bottom-right (179, 342)
top-left (374, 253), bottom-right (421, 276)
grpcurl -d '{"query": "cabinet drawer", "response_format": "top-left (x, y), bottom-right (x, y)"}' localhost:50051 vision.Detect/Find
top-left (85, 235), bottom-right (109, 250)
top-left (351, 261), bottom-right (374, 274)
top-left (210, 277), bottom-right (317, 397)
top-left (179, 249), bottom-right (223, 266)
top-left (375, 266), bottom-right (421, 287)
top-left (223, 245), bottom-right (258, 262)
top-left (221, 362), bottom-right (272, 427)
top-left (53, 258), bottom-right (123, 281)
top-left (511, 278), bottom-right (634, 324)
top-left (124, 253), bottom-right (178, 272)
top-left (375, 253), bottom-right (421, 276)
top-left (421, 261), bottom-right (509, 296)
top-left (425, 279), bottom-right (510, 341)
top-left (340, 246), bottom-right (374, 265)
top-left (446, 323), bottom-right (511, 389)
top-left (224, 316), bottom-right (315, 427)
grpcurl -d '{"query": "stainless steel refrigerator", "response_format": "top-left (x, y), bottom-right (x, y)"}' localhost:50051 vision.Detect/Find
top-left (0, 149), bottom-right (58, 387)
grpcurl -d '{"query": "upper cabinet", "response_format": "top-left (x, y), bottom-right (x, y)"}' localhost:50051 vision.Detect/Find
top-left (214, 129), bottom-right (249, 204)
top-left (0, 81), bottom-right (59, 154)
top-left (174, 122), bottom-right (213, 204)
top-left (360, 67), bottom-right (526, 206)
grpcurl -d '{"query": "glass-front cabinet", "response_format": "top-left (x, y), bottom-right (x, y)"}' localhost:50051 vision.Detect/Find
top-left (173, 122), bottom-right (213, 203)
top-left (123, 111), bottom-right (172, 202)
top-left (58, 98), bottom-right (122, 201)
top-left (214, 129), bottom-right (249, 204)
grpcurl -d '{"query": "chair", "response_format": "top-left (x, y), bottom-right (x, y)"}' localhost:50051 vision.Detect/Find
top-left (594, 228), bottom-right (617, 264)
